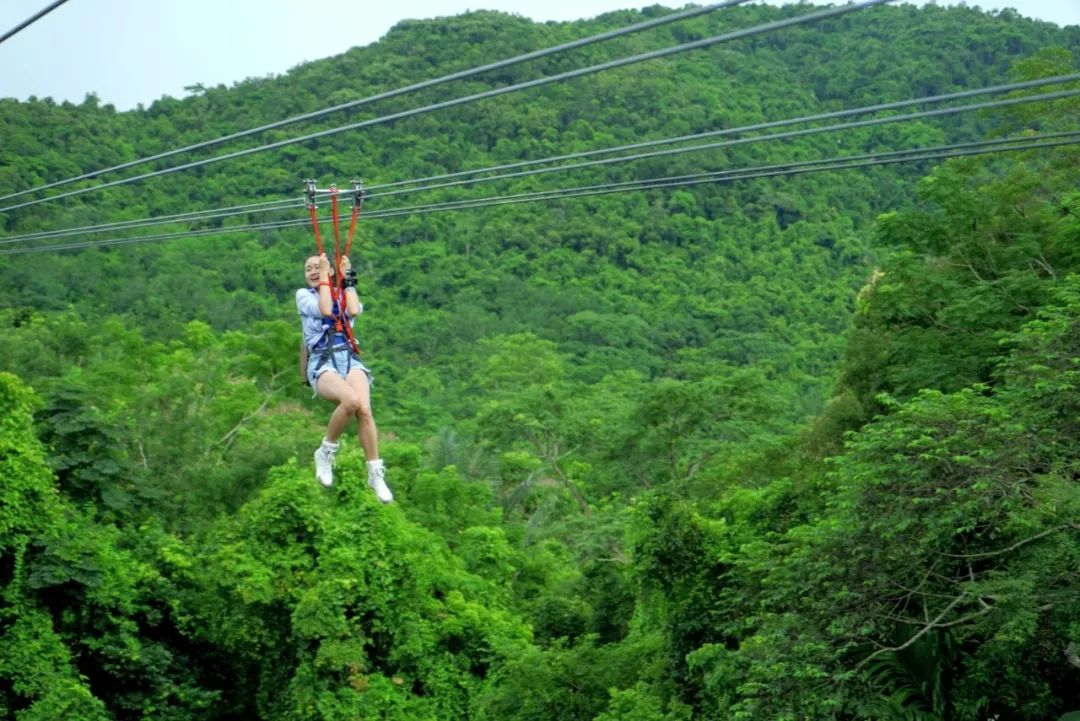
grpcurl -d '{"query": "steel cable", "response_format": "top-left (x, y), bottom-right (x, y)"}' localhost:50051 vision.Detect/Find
top-left (0, 0), bottom-right (749, 205)
top-left (5, 130), bottom-right (1074, 256)
top-left (0, 0), bottom-right (895, 214)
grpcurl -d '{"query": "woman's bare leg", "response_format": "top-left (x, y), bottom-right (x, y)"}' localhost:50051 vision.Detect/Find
top-left (315, 372), bottom-right (363, 442)
top-left (345, 369), bottom-right (379, 461)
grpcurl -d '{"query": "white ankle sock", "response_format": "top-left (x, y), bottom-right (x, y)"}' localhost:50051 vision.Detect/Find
top-left (322, 438), bottom-right (339, 451)
top-left (366, 459), bottom-right (384, 472)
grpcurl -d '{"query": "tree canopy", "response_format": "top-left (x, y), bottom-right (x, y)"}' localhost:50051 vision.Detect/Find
top-left (1, 4), bottom-right (1079, 720)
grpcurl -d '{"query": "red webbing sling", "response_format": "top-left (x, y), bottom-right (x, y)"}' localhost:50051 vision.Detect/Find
top-left (328, 187), bottom-right (361, 355)
top-left (305, 180), bottom-right (361, 356)
top-left (342, 183), bottom-right (364, 353)
top-left (345, 180), bottom-right (363, 257)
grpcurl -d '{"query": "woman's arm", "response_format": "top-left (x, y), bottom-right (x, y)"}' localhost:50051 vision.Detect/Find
top-left (340, 255), bottom-right (362, 316)
top-left (299, 337), bottom-right (309, 385)
top-left (316, 253), bottom-right (334, 317)
top-left (344, 287), bottom-right (362, 316)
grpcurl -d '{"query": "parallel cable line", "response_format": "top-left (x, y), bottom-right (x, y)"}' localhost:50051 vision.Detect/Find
top-left (0, 0), bottom-right (896, 214)
top-left (0, 0), bottom-right (71, 45)
top-left (366, 87), bottom-right (1080, 200)
top-left (0, 0), bottom-right (748, 205)
top-left (362, 131), bottom-right (1080, 218)
top-left (5, 78), bottom-right (1075, 247)
top-left (5, 131), bottom-right (1074, 256)
top-left (366, 72), bottom-right (1080, 192)
top-left (560, 133), bottom-right (1080, 201)
top-left (0, 218), bottom-right (313, 256)
top-left (0, 197), bottom-right (304, 245)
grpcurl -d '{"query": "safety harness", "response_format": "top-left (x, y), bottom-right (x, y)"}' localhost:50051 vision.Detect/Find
top-left (303, 180), bottom-right (365, 378)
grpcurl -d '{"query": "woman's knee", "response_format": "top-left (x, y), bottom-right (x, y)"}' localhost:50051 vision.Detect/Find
top-left (337, 392), bottom-right (366, 416)
top-left (353, 397), bottom-right (373, 419)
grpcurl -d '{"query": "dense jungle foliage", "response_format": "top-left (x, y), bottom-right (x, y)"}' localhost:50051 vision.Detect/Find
top-left (2, 2), bottom-right (1080, 719)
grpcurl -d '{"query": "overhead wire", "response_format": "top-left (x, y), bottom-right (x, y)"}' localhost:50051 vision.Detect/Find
top-left (0, 0), bottom-right (71, 45)
top-left (365, 87), bottom-right (1080, 200)
top-left (4, 130), bottom-right (1075, 256)
top-left (360, 131), bottom-right (1080, 218)
top-left (3, 76), bottom-right (1076, 247)
top-left (366, 72), bottom-right (1080, 192)
top-left (0, 0), bottom-right (897, 214)
top-left (0, 197), bottom-right (304, 245)
top-left (0, 218), bottom-right (313, 256)
top-left (0, 0), bottom-right (749, 206)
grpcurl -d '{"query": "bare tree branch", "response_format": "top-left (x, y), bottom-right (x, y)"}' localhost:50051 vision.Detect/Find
top-left (1031, 251), bottom-right (1056, 279)
top-left (212, 395), bottom-right (275, 455)
top-left (546, 447), bottom-right (591, 516)
top-left (886, 564), bottom-right (955, 604)
top-left (210, 369), bottom-right (287, 455)
top-left (856, 594), bottom-right (965, 670)
top-left (876, 601), bottom-right (993, 631)
top-left (939, 524), bottom-right (1072, 560)
top-left (136, 439), bottom-right (149, 469)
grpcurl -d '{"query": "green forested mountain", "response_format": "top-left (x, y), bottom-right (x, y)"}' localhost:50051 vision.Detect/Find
top-left (1, 3), bottom-right (1079, 720)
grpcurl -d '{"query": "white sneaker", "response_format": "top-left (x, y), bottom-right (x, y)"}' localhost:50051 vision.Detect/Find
top-left (314, 444), bottom-right (337, 487)
top-left (368, 463), bottom-right (393, 503)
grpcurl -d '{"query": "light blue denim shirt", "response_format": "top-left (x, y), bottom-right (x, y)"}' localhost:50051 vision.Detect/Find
top-left (296, 288), bottom-right (361, 350)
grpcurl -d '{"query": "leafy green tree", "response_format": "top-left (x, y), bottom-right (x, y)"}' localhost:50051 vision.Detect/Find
top-left (189, 452), bottom-right (532, 721)
top-left (1, 8), bottom-right (1078, 720)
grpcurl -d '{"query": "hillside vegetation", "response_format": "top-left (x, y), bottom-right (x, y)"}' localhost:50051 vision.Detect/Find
top-left (1, 3), bottom-right (1079, 720)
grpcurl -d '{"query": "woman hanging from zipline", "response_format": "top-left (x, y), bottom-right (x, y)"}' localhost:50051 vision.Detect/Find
top-left (297, 180), bottom-right (392, 502)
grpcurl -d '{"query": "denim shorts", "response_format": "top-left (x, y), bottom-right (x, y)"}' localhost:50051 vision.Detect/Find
top-left (308, 345), bottom-right (373, 395)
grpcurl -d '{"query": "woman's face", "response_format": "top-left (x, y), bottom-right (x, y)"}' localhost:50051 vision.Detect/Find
top-left (304, 256), bottom-right (322, 288)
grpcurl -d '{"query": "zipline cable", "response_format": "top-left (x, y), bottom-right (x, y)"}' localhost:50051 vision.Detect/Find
top-left (360, 131), bottom-right (1080, 218)
top-left (554, 134), bottom-right (1080, 203)
top-left (4, 78), bottom-right (1075, 247)
top-left (366, 87), bottom-right (1080, 200)
top-left (0, 0), bottom-right (896, 215)
top-left (0, 197), bottom-right (304, 244)
top-left (0, 218), bottom-right (313, 256)
top-left (5, 131), bottom-right (1074, 256)
top-left (0, 0), bottom-right (748, 205)
top-left (366, 72), bottom-right (1080, 192)
top-left (0, 0), bottom-right (71, 45)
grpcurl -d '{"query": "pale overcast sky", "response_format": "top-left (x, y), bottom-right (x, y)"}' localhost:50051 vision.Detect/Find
top-left (0, 0), bottom-right (1076, 111)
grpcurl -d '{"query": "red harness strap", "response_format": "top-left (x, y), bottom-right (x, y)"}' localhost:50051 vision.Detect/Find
top-left (309, 183), bottom-right (361, 356)
top-left (341, 185), bottom-right (366, 354)
top-left (330, 186), bottom-right (343, 275)
top-left (307, 207), bottom-right (325, 257)
top-left (345, 182), bottom-right (363, 256)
